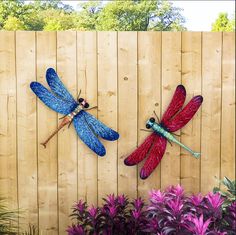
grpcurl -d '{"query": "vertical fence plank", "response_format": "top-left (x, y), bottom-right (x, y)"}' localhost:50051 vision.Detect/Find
top-left (137, 32), bottom-right (162, 198)
top-left (221, 32), bottom-right (235, 181)
top-left (77, 32), bottom-right (98, 205)
top-left (97, 32), bottom-right (118, 204)
top-left (16, 31), bottom-right (38, 231)
top-left (118, 32), bottom-right (138, 198)
top-left (201, 32), bottom-right (222, 193)
top-left (161, 32), bottom-right (182, 189)
top-left (0, 32), bottom-right (18, 219)
top-left (181, 32), bottom-right (202, 194)
top-left (36, 32), bottom-right (58, 234)
top-left (57, 31), bottom-right (77, 233)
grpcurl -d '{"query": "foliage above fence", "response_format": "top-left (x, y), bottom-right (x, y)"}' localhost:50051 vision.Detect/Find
top-left (0, 0), bottom-right (186, 31)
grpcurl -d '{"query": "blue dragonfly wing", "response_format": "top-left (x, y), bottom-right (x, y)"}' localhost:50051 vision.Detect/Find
top-left (81, 110), bottom-right (119, 141)
top-left (73, 112), bottom-right (106, 156)
top-left (30, 82), bottom-right (77, 115)
top-left (46, 68), bottom-right (77, 105)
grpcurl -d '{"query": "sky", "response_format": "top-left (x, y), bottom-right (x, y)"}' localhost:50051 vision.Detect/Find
top-left (63, 0), bottom-right (235, 31)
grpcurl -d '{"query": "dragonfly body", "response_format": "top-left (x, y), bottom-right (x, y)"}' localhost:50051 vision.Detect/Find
top-left (30, 68), bottom-right (119, 156)
top-left (146, 120), bottom-right (200, 159)
top-left (40, 104), bottom-right (84, 148)
top-left (124, 85), bottom-right (203, 179)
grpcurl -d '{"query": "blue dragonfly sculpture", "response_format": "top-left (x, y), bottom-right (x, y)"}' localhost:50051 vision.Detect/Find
top-left (30, 68), bottom-right (119, 156)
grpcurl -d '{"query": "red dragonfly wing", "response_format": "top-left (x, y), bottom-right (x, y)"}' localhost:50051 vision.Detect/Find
top-left (124, 132), bottom-right (159, 166)
top-left (140, 135), bottom-right (167, 179)
top-left (164, 95), bottom-right (203, 132)
top-left (161, 85), bottom-right (186, 127)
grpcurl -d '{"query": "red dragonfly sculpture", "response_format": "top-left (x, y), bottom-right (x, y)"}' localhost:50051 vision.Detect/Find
top-left (124, 85), bottom-right (203, 179)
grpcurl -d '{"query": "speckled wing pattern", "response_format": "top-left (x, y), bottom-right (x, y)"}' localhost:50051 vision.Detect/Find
top-left (73, 112), bottom-right (106, 157)
top-left (30, 82), bottom-right (77, 115)
top-left (80, 110), bottom-right (119, 141)
top-left (46, 68), bottom-right (77, 105)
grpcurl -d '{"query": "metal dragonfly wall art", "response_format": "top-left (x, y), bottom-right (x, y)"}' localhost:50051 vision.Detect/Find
top-left (124, 85), bottom-right (203, 179)
top-left (30, 68), bottom-right (119, 156)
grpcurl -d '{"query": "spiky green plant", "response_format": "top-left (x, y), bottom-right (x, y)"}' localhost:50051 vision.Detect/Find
top-left (20, 224), bottom-right (38, 235)
top-left (213, 176), bottom-right (236, 207)
top-left (0, 197), bottom-right (18, 234)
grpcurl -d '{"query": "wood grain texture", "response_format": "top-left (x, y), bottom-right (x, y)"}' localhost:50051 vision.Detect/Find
top-left (57, 31), bottom-right (77, 234)
top-left (97, 32), bottom-right (118, 204)
top-left (16, 31), bottom-right (38, 231)
top-left (201, 32), bottom-right (222, 193)
top-left (221, 32), bottom-right (235, 181)
top-left (0, 32), bottom-right (17, 214)
top-left (36, 31), bottom-right (58, 234)
top-left (137, 32), bottom-right (162, 198)
top-left (0, 32), bottom-right (235, 231)
top-left (181, 32), bottom-right (202, 194)
top-left (118, 32), bottom-right (138, 198)
top-left (77, 31), bottom-right (98, 205)
top-left (161, 32), bottom-right (182, 189)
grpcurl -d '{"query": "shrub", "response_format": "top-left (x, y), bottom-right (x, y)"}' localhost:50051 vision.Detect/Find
top-left (68, 185), bottom-right (235, 235)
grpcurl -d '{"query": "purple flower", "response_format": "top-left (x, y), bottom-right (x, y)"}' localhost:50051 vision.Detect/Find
top-left (149, 189), bottom-right (166, 204)
top-left (187, 214), bottom-right (211, 235)
top-left (88, 205), bottom-right (97, 218)
top-left (166, 197), bottom-right (183, 214)
top-left (190, 193), bottom-right (203, 207)
top-left (133, 198), bottom-right (144, 210)
top-left (74, 200), bottom-right (86, 213)
top-left (132, 209), bottom-right (141, 219)
top-left (205, 192), bottom-right (224, 209)
top-left (224, 201), bottom-right (236, 230)
top-left (167, 184), bottom-right (184, 197)
top-left (108, 205), bottom-right (117, 217)
top-left (67, 224), bottom-right (84, 235)
top-left (106, 194), bottom-right (116, 205)
top-left (117, 194), bottom-right (127, 206)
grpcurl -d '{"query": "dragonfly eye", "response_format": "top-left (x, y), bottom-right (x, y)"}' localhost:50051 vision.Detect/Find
top-left (78, 98), bottom-right (84, 103)
top-left (84, 103), bottom-right (89, 108)
top-left (150, 117), bottom-right (155, 123)
top-left (146, 123), bottom-right (151, 129)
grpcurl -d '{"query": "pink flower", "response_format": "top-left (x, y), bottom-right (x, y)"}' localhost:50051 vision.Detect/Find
top-left (206, 192), bottom-right (224, 209)
top-left (166, 197), bottom-right (183, 214)
top-left (74, 200), bottom-right (86, 213)
top-left (117, 194), bottom-right (127, 206)
top-left (108, 205), bottom-right (117, 217)
top-left (132, 209), bottom-right (141, 219)
top-left (67, 224), bottom-right (84, 235)
top-left (167, 184), bottom-right (184, 197)
top-left (149, 189), bottom-right (166, 204)
top-left (190, 193), bottom-right (203, 206)
top-left (106, 194), bottom-right (116, 205)
top-left (133, 197), bottom-right (144, 209)
top-left (88, 205), bottom-right (97, 218)
top-left (187, 214), bottom-right (211, 235)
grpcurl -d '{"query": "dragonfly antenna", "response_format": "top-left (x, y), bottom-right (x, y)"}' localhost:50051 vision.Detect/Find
top-left (140, 129), bottom-right (152, 132)
top-left (77, 89), bottom-right (82, 100)
top-left (153, 110), bottom-right (160, 123)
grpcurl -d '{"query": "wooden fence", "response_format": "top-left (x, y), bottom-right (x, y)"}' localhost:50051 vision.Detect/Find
top-left (0, 31), bottom-right (235, 234)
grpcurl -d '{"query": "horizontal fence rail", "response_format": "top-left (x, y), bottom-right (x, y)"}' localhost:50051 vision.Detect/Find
top-left (0, 31), bottom-right (235, 234)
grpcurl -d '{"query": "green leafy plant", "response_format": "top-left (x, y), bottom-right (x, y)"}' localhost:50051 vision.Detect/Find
top-left (20, 224), bottom-right (38, 235)
top-left (0, 197), bottom-right (18, 234)
top-left (213, 176), bottom-right (236, 207)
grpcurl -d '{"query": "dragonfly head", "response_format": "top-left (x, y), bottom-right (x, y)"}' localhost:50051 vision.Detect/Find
top-left (146, 117), bottom-right (155, 129)
top-left (78, 97), bottom-right (89, 109)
